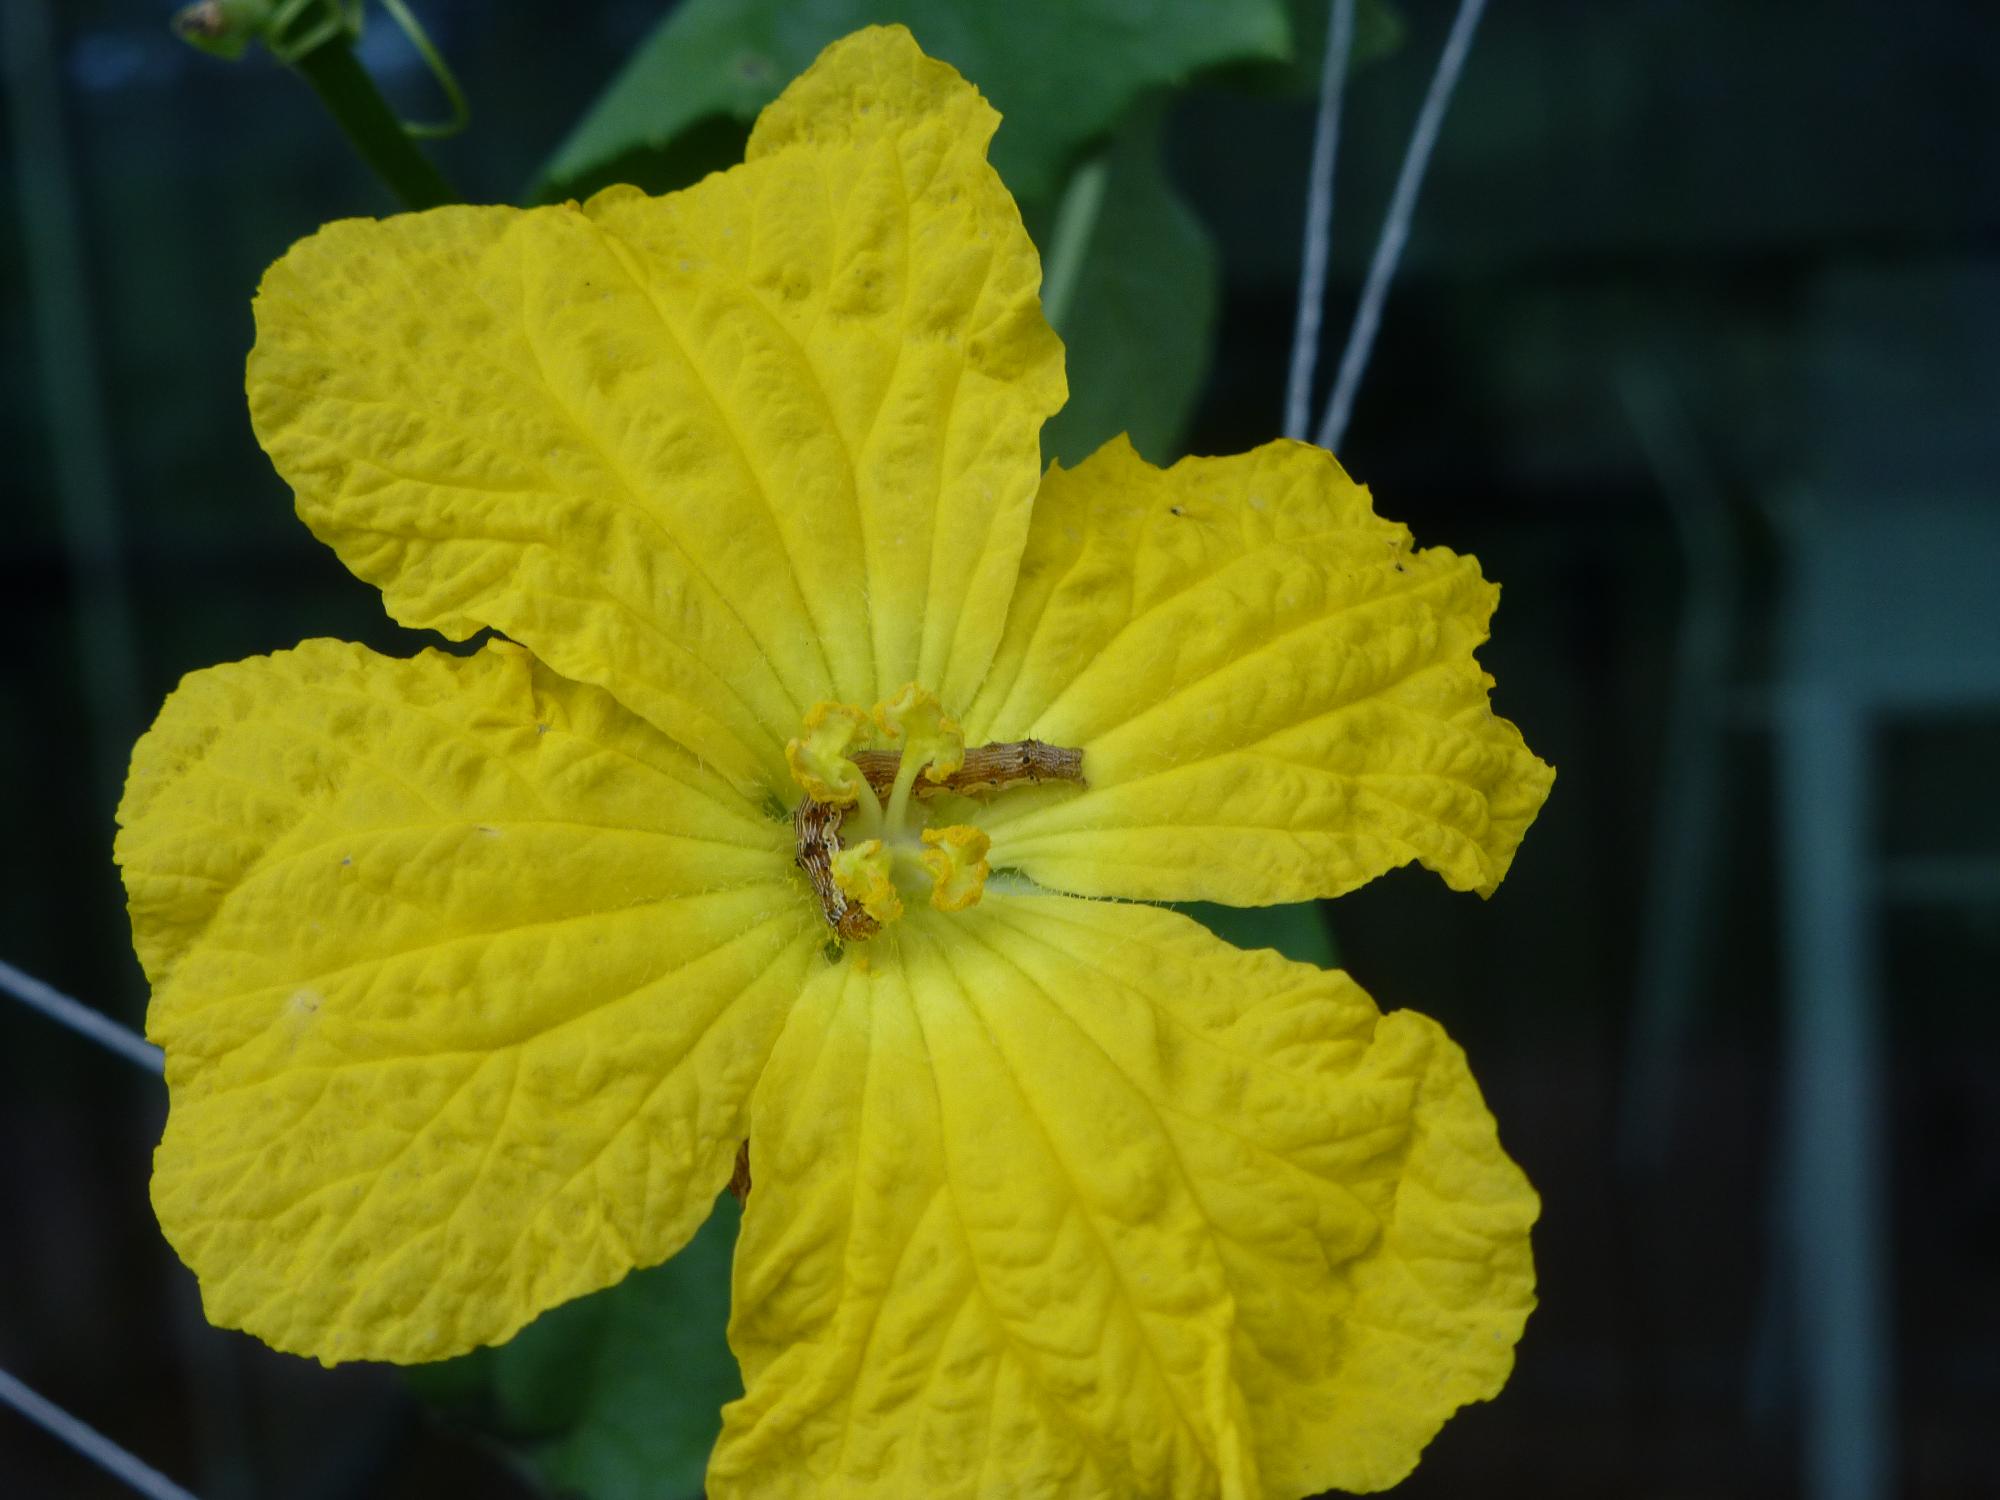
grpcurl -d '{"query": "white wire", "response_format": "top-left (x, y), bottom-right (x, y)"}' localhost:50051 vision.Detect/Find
top-left (1316, 0), bottom-right (1491, 453)
top-left (0, 1365), bottom-right (201, 1500)
top-left (1282, 0), bottom-right (1357, 440)
top-left (0, 959), bottom-right (162, 1074)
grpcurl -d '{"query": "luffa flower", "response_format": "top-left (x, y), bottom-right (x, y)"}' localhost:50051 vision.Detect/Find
top-left (116, 25), bottom-right (1554, 1499)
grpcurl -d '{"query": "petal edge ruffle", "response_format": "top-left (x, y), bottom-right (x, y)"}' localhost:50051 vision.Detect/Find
top-left (966, 436), bottom-right (1554, 905)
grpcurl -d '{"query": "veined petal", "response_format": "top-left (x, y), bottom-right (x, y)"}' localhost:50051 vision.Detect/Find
top-left (116, 639), bottom-right (820, 1363)
top-left (247, 25), bottom-right (1064, 792)
top-left (712, 896), bottom-right (1537, 1499)
top-left (964, 437), bottom-right (1553, 904)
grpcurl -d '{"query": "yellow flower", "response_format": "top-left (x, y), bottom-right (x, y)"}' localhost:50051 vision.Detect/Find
top-left (115, 25), bottom-right (1554, 1500)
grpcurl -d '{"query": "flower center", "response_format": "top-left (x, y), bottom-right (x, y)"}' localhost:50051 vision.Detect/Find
top-left (787, 684), bottom-right (1084, 942)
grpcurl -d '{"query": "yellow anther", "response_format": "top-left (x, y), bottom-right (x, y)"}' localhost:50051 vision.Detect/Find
top-left (875, 684), bottom-right (965, 784)
top-left (920, 825), bottom-right (992, 913)
top-left (831, 838), bottom-right (904, 926)
top-left (785, 701), bottom-right (874, 806)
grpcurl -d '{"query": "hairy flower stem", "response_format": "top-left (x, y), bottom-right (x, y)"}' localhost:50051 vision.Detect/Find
top-left (291, 35), bottom-right (456, 210)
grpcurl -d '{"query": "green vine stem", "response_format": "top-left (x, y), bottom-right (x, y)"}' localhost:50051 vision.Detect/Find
top-left (176, 0), bottom-right (458, 210)
top-left (291, 35), bottom-right (455, 209)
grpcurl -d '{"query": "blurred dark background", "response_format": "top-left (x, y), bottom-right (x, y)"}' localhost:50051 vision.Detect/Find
top-left (4, 1), bottom-right (1998, 1497)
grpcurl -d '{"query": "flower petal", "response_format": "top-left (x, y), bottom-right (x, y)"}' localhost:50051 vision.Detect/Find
top-left (247, 25), bottom-right (1064, 791)
top-left (965, 437), bottom-right (1554, 904)
top-left (116, 639), bottom-right (820, 1363)
top-left (712, 896), bottom-right (1536, 1498)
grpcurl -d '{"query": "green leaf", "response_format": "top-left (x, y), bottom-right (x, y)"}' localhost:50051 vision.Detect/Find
top-left (1182, 901), bottom-right (1342, 969)
top-left (1037, 109), bottom-right (1219, 468)
top-left (411, 1196), bottom-right (743, 1500)
top-left (533, 0), bottom-right (1293, 204)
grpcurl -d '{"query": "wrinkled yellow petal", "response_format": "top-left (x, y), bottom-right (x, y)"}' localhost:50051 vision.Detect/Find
top-left (713, 895), bottom-right (1536, 1499)
top-left (247, 25), bottom-right (1065, 793)
top-left (116, 639), bottom-right (820, 1363)
top-left (965, 436), bottom-right (1554, 904)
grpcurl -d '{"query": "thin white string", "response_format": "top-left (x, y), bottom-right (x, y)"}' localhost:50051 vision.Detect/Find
top-left (0, 960), bottom-right (162, 1074)
top-left (1316, 0), bottom-right (1491, 453)
top-left (0, 1365), bottom-right (201, 1500)
top-left (1282, 0), bottom-right (1357, 440)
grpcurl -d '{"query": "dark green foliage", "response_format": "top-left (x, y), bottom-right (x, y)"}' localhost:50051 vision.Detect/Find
top-left (410, 1197), bottom-right (743, 1500)
top-left (1038, 109), bottom-right (1220, 468)
top-left (531, 0), bottom-right (1293, 204)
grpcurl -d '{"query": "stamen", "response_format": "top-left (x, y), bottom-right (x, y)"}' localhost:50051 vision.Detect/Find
top-left (875, 685), bottom-right (966, 833)
top-left (831, 839), bottom-right (904, 926)
top-left (785, 701), bottom-right (874, 806)
top-left (844, 764), bottom-right (887, 842)
top-left (787, 691), bottom-right (1085, 944)
top-left (920, 825), bottom-right (992, 911)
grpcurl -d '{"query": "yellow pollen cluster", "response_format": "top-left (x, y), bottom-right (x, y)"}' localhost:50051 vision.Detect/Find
top-left (830, 838), bottom-right (904, 925)
top-left (784, 702), bottom-right (872, 806)
top-left (876, 683), bottom-right (965, 785)
top-left (919, 825), bottom-right (991, 912)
